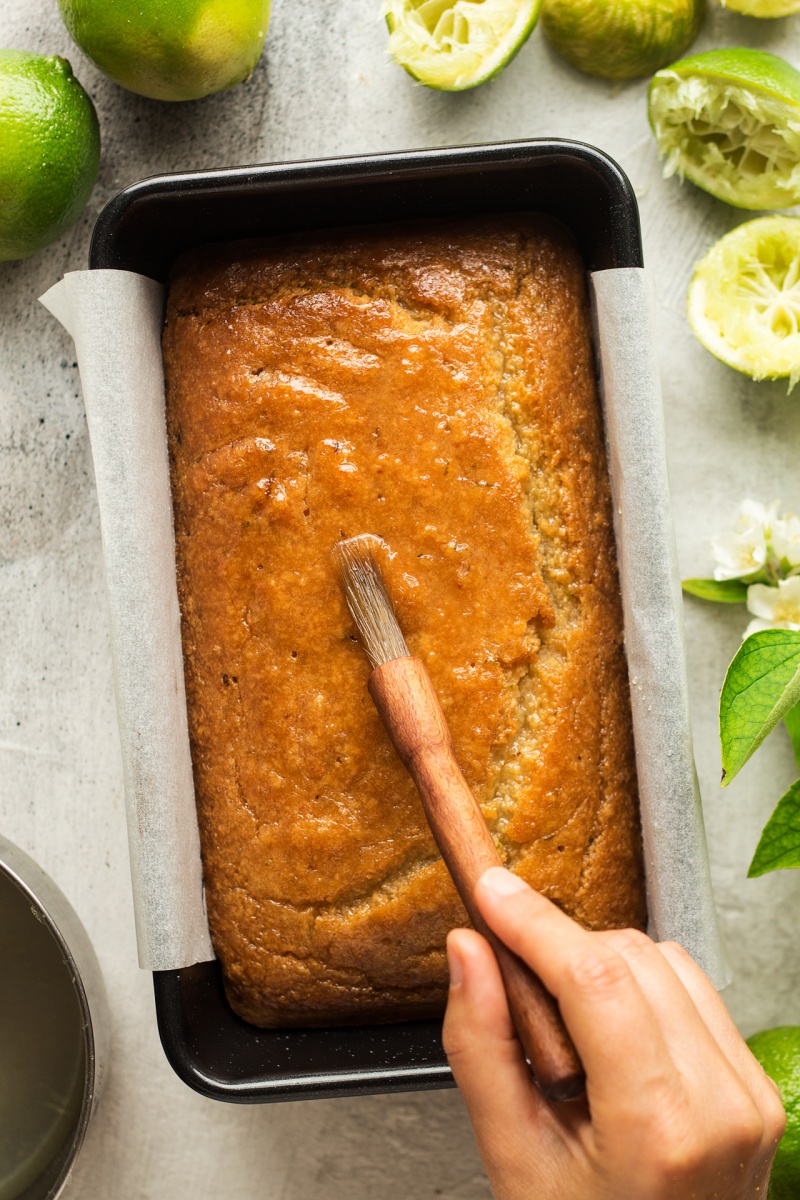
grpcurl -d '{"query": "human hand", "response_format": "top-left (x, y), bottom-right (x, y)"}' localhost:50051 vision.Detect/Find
top-left (443, 868), bottom-right (785, 1200)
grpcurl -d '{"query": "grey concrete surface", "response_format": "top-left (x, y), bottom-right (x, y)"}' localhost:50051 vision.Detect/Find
top-left (2, 1), bottom-right (800, 1196)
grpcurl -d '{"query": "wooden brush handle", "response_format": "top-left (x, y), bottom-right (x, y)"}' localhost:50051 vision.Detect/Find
top-left (369, 656), bottom-right (585, 1103)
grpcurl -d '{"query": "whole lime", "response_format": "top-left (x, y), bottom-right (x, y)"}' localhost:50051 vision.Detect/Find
top-left (58, 0), bottom-right (270, 102)
top-left (0, 51), bottom-right (99, 263)
top-left (747, 1025), bottom-right (799, 1199)
top-left (541, 0), bottom-right (703, 82)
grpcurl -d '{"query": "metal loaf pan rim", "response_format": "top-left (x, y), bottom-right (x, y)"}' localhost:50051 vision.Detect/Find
top-left (90, 138), bottom-right (643, 1104)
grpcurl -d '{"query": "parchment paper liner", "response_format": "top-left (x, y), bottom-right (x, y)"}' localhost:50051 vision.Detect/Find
top-left (41, 266), bottom-right (728, 987)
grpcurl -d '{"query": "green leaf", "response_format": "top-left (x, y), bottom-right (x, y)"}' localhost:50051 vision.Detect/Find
top-left (682, 578), bottom-right (749, 603)
top-left (720, 629), bottom-right (800, 785)
top-left (748, 779), bottom-right (800, 877)
top-left (786, 703), bottom-right (800, 772)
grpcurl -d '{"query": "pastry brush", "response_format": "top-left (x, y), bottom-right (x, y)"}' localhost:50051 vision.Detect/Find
top-left (335, 534), bottom-right (585, 1104)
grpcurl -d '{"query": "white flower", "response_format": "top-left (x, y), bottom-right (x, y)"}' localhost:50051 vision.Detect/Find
top-left (771, 510), bottom-right (800, 568)
top-left (744, 576), bottom-right (800, 638)
top-left (712, 499), bottom-right (778, 581)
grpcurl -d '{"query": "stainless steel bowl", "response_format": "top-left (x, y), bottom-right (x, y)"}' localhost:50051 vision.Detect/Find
top-left (0, 835), bottom-right (109, 1200)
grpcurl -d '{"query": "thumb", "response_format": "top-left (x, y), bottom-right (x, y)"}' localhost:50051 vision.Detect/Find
top-left (443, 929), bottom-right (546, 1147)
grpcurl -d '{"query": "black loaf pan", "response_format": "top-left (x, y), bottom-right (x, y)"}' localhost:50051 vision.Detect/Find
top-left (90, 139), bottom-right (643, 1104)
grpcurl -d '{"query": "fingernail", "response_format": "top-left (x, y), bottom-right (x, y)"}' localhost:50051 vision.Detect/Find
top-left (446, 939), bottom-right (464, 988)
top-left (479, 866), bottom-right (528, 897)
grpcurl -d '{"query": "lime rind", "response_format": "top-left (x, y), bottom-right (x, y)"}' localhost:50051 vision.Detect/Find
top-left (58, 0), bottom-right (270, 102)
top-left (0, 51), bottom-right (99, 261)
top-left (541, 0), bottom-right (703, 83)
top-left (652, 48), bottom-right (800, 103)
top-left (384, 0), bottom-right (542, 91)
top-left (721, 0), bottom-right (800, 15)
top-left (747, 1026), bottom-right (800, 1199)
top-left (650, 64), bottom-right (800, 209)
top-left (687, 216), bottom-right (800, 390)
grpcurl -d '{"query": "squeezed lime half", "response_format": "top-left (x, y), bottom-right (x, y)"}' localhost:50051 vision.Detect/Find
top-left (721, 0), bottom-right (800, 14)
top-left (649, 48), bottom-right (800, 209)
top-left (542, 0), bottom-right (703, 83)
top-left (384, 0), bottom-right (542, 91)
top-left (688, 216), bottom-right (800, 388)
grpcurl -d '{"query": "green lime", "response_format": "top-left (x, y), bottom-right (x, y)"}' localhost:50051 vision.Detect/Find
top-left (58, 0), bottom-right (270, 102)
top-left (541, 0), bottom-right (703, 83)
top-left (687, 216), bottom-right (800, 387)
top-left (747, 1026), bottom-right (798, 1198)
top-left (649, 48), bottom-right (800, 209)
top-left (721, 0), bottom-right (800, 14)
top-left (0, 51), bottom-right (99, 263)
top-left (383, 0), bottom-right (542, 91)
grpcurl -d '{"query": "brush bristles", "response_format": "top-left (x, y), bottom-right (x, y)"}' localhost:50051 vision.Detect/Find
top-left (335, 535), bottom-right (409, 670)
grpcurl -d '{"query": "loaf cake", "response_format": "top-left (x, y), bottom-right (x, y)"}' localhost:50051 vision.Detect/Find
top-left (163, 216), bottom-right (646, 1028)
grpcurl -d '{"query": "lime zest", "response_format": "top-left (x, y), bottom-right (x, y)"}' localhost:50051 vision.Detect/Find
top-left (384, 0), bottom-right (542, 91)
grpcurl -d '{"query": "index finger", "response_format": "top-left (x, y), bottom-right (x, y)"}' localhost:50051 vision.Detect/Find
top-left (475, 868), bottom-right (679, 1117)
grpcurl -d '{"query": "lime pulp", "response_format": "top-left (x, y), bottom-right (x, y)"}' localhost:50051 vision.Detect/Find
top-left (687, 216), bottom-right (800, 388)
top-left (649, 49), bottom-right (800, 210)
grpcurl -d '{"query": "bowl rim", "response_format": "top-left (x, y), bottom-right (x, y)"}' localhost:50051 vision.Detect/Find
top-left (0, 835), bottom-right (107, 1199)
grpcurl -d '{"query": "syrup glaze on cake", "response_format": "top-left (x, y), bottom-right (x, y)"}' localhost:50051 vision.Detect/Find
top-left (163, 216), bottom-right (646, 1027)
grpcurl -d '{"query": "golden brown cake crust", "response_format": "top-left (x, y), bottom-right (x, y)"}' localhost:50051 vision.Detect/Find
top-left (163, 216), bottom-right (646, 1028)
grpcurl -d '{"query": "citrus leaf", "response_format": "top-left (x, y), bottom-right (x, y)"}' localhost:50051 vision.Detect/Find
top-left (720, 629), bottom-right (800, 785)
top-left (682, 577), bottom-right (749, 603)
top-left (748, 779), bottom-right (800, 876)
top-left (785, 703), bottom-right (800, 771)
